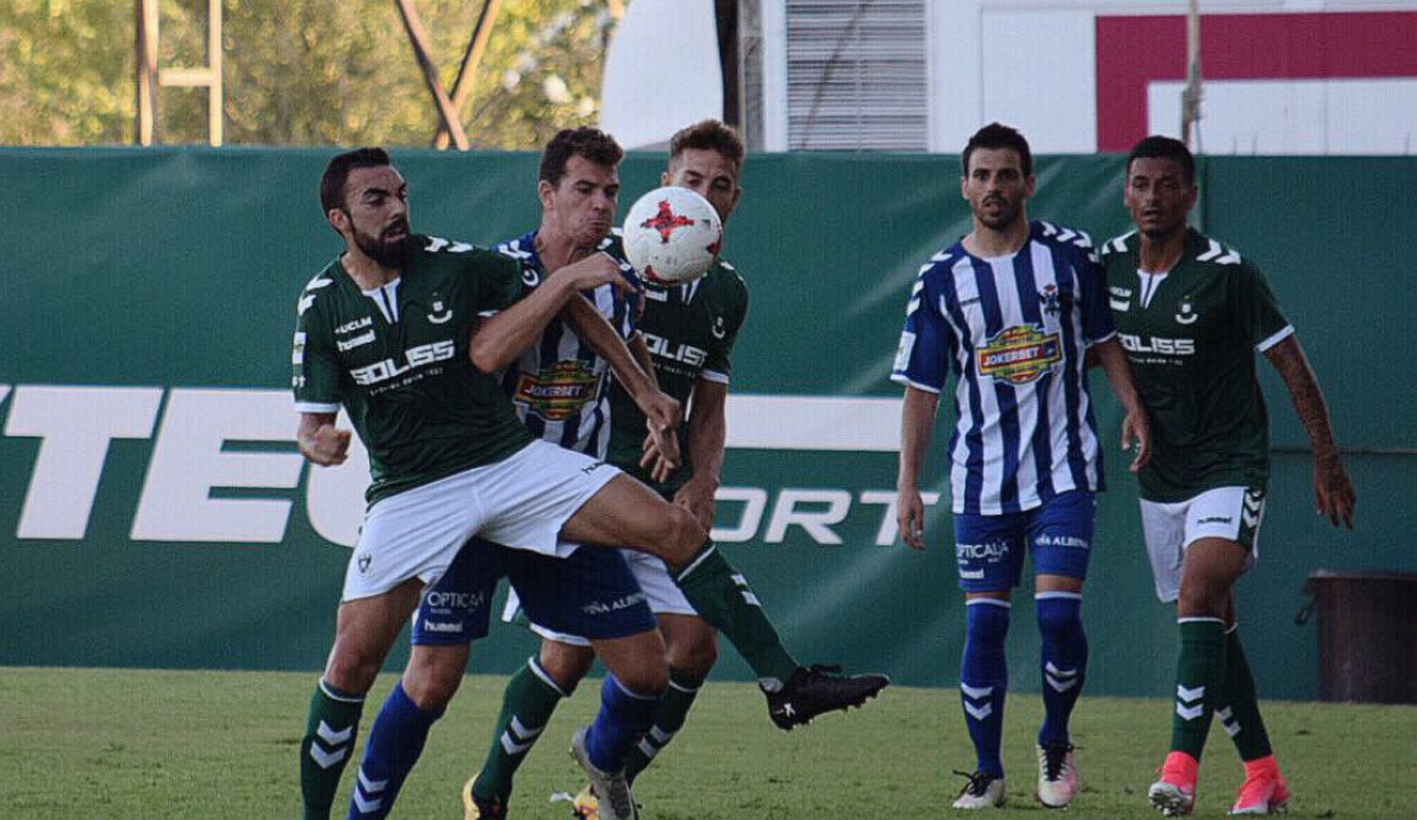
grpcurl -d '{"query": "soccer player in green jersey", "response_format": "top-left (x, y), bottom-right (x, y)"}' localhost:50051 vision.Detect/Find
top-left (1100, 136), bottom-right (1356, 817)
top-left (294, 145), bottom-right (886, 820)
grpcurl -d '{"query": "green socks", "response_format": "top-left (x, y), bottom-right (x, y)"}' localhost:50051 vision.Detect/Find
top-left (625, 667), bottom-right (704, 784)
top-left (1170, 618), bottom-right (1228, 760)
top-left (1218, 626), bottom-right (1275, 762)
top-left (673, 543), bottom-right (798, 686)
top-left (300, 679), bottom-right (365, 820)
top-left (471, 657), bottom-right (567, 801)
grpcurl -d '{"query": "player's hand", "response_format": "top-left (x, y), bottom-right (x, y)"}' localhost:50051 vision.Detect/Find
top-left (301, 423), bottom-right (351, 466)
top-left (674, 479), bottom-right (717, 530)
top-left (639, 430), bottom-right (680, 484)
top-left (897, 486), bottom-right (926, 550)
top-left (554, 252), bottom-right (636, 295)
top-left (1315, 455), bottom-right (1356, 530)
top-left (1121, 406), bottom-right (1151, 472)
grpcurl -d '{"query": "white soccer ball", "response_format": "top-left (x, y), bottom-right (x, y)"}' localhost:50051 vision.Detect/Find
top-left (622, 186), bottom-right (722, 284)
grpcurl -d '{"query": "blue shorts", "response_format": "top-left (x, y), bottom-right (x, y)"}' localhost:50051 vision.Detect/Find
top-left (953, 490), bottom-right (1096, 592)
top-left (411, 537), bottom-right (655, 646)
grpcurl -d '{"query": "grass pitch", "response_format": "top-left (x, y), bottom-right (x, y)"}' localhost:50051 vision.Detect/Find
top-left (2, 667), bottom-right (1411, 819)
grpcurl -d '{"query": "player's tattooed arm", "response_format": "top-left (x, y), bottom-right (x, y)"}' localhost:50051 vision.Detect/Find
top-left (1091, 337), bottom-right (1152, 471)
top-left (896, 386), bottom-right (940, 550)
top-left (1264, 335), bottom-right (1356, 529)
top-left (297, 412), bottom-right (351, 467)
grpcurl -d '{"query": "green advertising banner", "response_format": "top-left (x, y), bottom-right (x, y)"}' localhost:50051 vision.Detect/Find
top-left (1, 148), bottom-right (1412, 699)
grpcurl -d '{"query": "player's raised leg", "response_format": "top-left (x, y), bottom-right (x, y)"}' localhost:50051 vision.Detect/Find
top-left (562, 473), bottom-right (890, 728)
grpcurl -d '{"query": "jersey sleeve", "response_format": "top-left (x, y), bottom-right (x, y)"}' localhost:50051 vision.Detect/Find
top-left (1234, 260), bottom-right (1294, 352)
top-left (1076, 250), bottom-right (1116, 344)
top-left (292, 292), bottom-right (341, 414)
top-left (702, 273), bottom-right (748, 384)
top-left (890, 272), bottom-right (955, 393)
top-left (471, 252), bottom-right (526, 317)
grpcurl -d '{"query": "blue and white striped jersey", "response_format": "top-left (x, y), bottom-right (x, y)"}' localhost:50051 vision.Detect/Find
top-left (892, 221), bottom-right (1115, 515)
top-left (496, 229), bottom-right (641, 458)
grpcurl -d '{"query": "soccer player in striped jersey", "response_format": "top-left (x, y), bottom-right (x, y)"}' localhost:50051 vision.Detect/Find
top-left (893, 123), bottom-right (1150, 810)
top-left (458, 124), bottom-right (886, 820)
top-left (1104, 136), bottom-right (1355, 817)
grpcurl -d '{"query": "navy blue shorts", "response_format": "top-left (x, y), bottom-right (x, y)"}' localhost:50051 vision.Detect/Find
top-left (953, 490), bottom-right (1096, 592)
top-left (411, 537), bottom-right (655, 646)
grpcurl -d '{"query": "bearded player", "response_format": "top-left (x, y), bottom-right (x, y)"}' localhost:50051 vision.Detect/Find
top-left (1101, 136), bottom-right (1355, 817)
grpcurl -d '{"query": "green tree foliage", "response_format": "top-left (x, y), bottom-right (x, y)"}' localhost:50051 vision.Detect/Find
top-left (0, 0), bottom-right (616, 148)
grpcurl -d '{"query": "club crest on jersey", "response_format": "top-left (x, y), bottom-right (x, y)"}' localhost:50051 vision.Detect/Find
top-left (1174, 296), bottom-right (1199, 325)
top-left (977, 325), bottom-right (1063, 385)
top-left (711, 315), bottom-right (727, 339)
top-left (427, 296), bottom-right (452, 324)
top-left (513, 361), bottom-right (601, 421)
top-left (1038, 283), bottom-right (1063, 316)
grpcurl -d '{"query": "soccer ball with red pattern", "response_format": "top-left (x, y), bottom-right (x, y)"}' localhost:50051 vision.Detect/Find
top-left (622, 186), bottom-right (722, 284)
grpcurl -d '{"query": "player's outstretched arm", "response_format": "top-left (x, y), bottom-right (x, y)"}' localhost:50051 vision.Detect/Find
top-left (896, 386), bottom-right (939, 550)
top-left (471, 252), bottom-right (632, 373)
top-left (1091, 337), bottom-right (1152, 472)
top-left (297, 412), bottom-right (351, 467)
top-left (1264, 335), bottom-right (1356, 529)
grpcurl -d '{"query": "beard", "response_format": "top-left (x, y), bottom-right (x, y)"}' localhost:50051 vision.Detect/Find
top-left (353, 219), bottom-right (412, 268)
top-left (976, 198), bottom-right (1020, 231)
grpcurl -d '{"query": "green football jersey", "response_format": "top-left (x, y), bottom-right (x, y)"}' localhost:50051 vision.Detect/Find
top-left (607, 258), bottom-right (749, 493)
top-left (292, 234), bottom-right (535, 506)
top-left (1101, 228), bottom-right (1293, 502)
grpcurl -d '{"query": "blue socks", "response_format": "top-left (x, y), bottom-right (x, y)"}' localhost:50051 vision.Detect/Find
top-left (1036, 592), bottom-right (1088, 746)
top-left (585, 674), bottom-right (664, 773)
top-left (346, 681), bottom-right (443, 819)
top-left (961, 599), bottom-right (1011, 777)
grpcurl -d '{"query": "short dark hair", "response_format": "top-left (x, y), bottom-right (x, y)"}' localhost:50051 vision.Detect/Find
top-left (538, 127), bottom-right (624, 187)
top-left (320, 147), bottom-right (391, 215)
top-left (962, 122), bottom-right (1032, 178)
top-left (1127, 135), bottom-right (1196, 185)
top-left (669, 119), bottom-right (746, 170)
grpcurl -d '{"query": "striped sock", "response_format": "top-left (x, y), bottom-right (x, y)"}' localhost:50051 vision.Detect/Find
top-left (961, 598), bottom-right (1011, 777)
top-left (300, 679), bottom-right (365, 820)
top-left (585, 674), bottom-right (665, 773)
top-left (1036, 592), bottom-right (1087, 746)
top-left (625, 667), bottom-right (704, 784)
top-left (472, 657), bottom-right (567, 802)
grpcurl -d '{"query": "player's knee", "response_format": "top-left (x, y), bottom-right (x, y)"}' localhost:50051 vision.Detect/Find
top-left (539, 641), bottom-right (594, 694)
top-left (402, 657), bottom-right (465, 712)
top-left (667, 627), bottom-right (718, 679)
top-left (1036, 600), bottom-right (1083, 641)
top-left (323, 643), bottom-right (383, 695)
top-left (615, 656), bottom-right (670, 698)
top-left (658, 506), bottom-right (708, 567)
top-left (1176, 583), bottom-right (1226, 619)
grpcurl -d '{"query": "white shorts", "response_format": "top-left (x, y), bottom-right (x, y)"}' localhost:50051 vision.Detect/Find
top-left (503, 547), bottom-right (698, 647)
top-left (1139, 486), bottom-right (1266, 603)
top-left (342, 440), bottom-right (621, 602)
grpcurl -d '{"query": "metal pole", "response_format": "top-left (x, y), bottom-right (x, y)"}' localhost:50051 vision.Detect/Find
top-left (208, 0), bottom-right (223, 146)
top-left (1181, 0), bottom-right (1202, 148)
top-left (433, 0), bottom-right (503, 150)
top-left (135, 0), bottom-right (160, 145)
top-left (394, 0), bottom-right (472, 151)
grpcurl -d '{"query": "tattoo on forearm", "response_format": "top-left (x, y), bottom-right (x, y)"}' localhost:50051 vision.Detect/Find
top-left (1271, 343), bottom-right (1338, 461)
